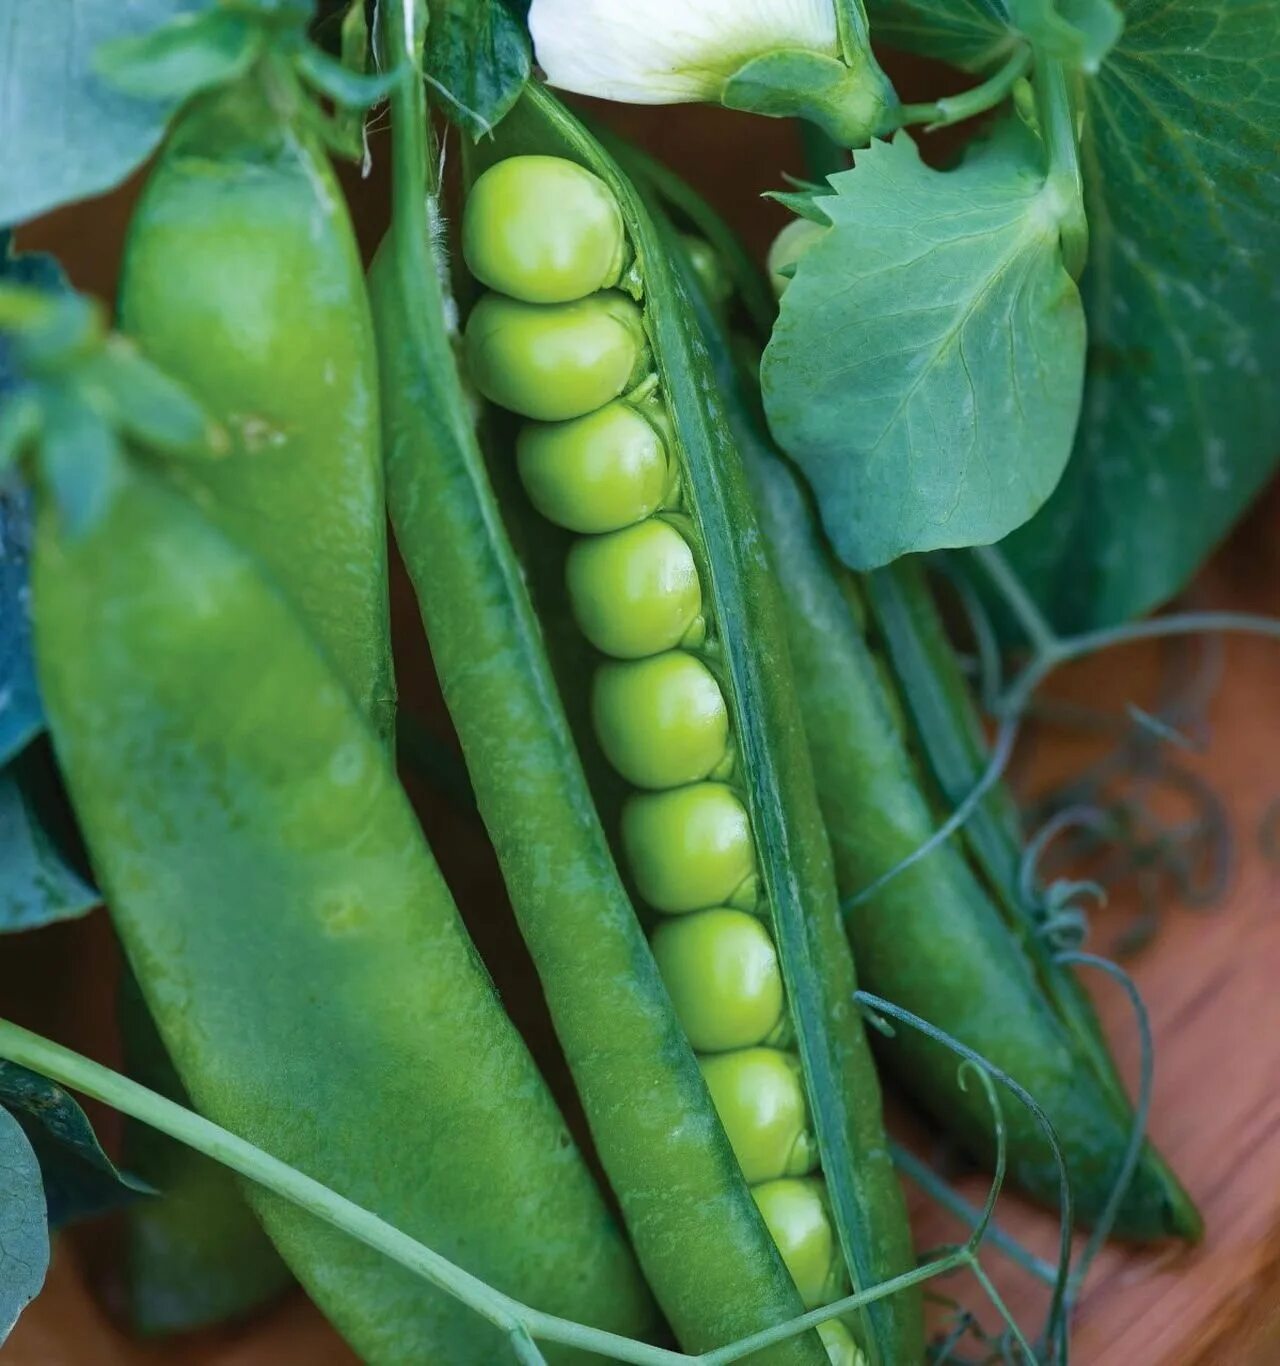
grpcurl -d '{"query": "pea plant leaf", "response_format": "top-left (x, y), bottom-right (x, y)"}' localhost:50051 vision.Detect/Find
top-left (0, 1105), bottom-right (48, 1345)
top-left (998, 0), bottom-right (1280, 628)
top-left (0, 750), bottom-right (99, 934)
top-left (762, 125), bottom-right (1085, 571)
top-left (865, 0), bottom-right (1122, 73)
top-left (424, 0), bottom-right (531, 138)
top-left (0, 1063), bottom-right (150, 1228)
top-left (0, 0), bottom-right (213, 226)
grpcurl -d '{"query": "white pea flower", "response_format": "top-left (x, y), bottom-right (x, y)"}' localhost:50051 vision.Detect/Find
top-left (529, 0), bottom-right (839, 105)
top-left (527, 0), bottom-right (894, 146)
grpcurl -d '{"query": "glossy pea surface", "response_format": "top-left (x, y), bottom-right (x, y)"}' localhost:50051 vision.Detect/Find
top-left (517, 402), bottom-right (669, 534)
top-left (592, 651), bottom-right (729, 789)
top-left (651, 909), bottom-right (784, 1052)
top-left (751, 1178), bottom-right (848, 1311)
top-left (566, 519), bottom-right (703, 660)
top-left (621, 782), bottom-right (756, 913)
top-left (699, 1049), bottom-right (817, 1186)
top-left (465, 291), bottom-right (647, 422)
top-left (463, 155), bottom-right (627, 304)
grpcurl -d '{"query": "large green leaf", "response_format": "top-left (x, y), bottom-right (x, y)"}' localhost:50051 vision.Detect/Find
top-left (866, 0), bottom-right (1121, 72)
top-left (1002, 0), bottom-right (1280, 626)
top-left (762, 126), bottom-right (1084, 571)
top-left (0, 1105), bottom-right (49, 1343)
top-left (0, 0), bottom-right (211, 225)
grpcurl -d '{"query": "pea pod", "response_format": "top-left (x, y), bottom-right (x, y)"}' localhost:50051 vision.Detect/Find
top-left (373, 79), bottom-right (922, 1366)
top-left (28, 442), bottom-right (654, 1364)
top-left (112, 54), bottom-right (396, 1328)
top-left (640, 169), bottom-right (1199, 1240)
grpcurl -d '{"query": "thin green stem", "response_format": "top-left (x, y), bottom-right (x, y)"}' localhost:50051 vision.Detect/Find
top-left (968, 1259), bottom-right (1038, 1364)
top-left (1035, 55), bottom-right (1088, 279)
top-left (898, 45), bottom-right (1032, 131)
top-left (971, 544), bottom-right (1061, 656)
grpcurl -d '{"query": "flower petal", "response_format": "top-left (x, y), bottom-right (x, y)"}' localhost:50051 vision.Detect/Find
top-left (529, 0), bottom-right (838, 105)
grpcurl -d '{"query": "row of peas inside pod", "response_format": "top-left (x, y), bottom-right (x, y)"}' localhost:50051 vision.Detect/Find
top-left (462, 154), bottom-right (861, 1366)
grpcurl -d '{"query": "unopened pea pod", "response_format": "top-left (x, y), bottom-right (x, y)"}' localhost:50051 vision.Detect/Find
top-left (651, 909), bottom-right (787, 1053)
top-left (657, 193), bottom-right (1199, 1241)
top-left (29, 452), bottom-right (654, 1365)
top-left (116, 55), bottom-right (395, 1330)
top-left (465, 290), bottom-right (649, 421)
top-left (375, 79), bottom-right (921, 1366)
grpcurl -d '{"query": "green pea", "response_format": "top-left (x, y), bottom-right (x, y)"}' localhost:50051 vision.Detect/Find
top-left (517, 401), bottom-right (670, 534)
top-left (751, 1178), bottom-right (849, 1311)
top-left (464, 155), bottom-right (628, 304)
top-left (592, 651), bottom-right (730, 790)
top-left (650, 909), bottom-right (784, 1052)
top-left (680, 234), bottom-right (733, 312)
top-left (566, 519), bottom-right (704, 660)
top-left (818, 1319), bottom-right (866, 1366)
top-left (465, 291), bottom-right (649, 422)
top-left (621, 782), bottom-right (756, 914)
top-left (767, 217), bottom-right (829, 299)
top-left (699, 1049), bottom-right (817, 1185)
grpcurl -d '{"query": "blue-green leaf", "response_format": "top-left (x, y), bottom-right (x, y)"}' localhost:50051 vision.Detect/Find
top-left (1001, 0), bottom-right (1280, 627)
top-left (95, 10), bottom-right (262, 103)
top-left (0, 0), bottom-right (212, 225)
top-left (0, 1063), bottom-right (149, 1227)
top-left (0, 488), bottom-right (42, 766)
top-left (0, 755), bottom-right (99, 933)
top-left (866, 0), bottom-right (1121, 73)
top-left (762, 126), bottom-right (1084, 570)
top-left (424, 0), bottom-right (531, 138)
top-left (0, 1105), bottom-right (48, 1343)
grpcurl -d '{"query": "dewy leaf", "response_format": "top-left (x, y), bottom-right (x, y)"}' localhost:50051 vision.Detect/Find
top-left (762, 126), bottom-right (1085, 571)
top-left (1001, 0), bottom-right (1280, 628)
top-left (425, 0), bottom-right (531, 137)
top-left (0, 1062), bottom-right (149, 1227)
top-left (864, 0), bottom-right (1121, 74)
top-left (0, 751), bottom-right (99, 934)
top-left (0, 0), bottom-right (213, 226)
top-left (0, 1105), bottom-right (48, 1344)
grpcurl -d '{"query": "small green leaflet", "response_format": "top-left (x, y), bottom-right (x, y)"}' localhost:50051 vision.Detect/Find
top-left (425, 0), bottom-right (531, 138)
top-left (0, 1105), bottom-right (48, 1344)
top-left (0, 0), bottom-right (213, 226)
top-left (0, 1063), bottom-right (150, 1228)
top-left (762, 126), bottom-right (1084, 571)
top-left (1001, 0), bottom-right (1280, 627)
top-left (865, 0), bottom-right (1122, 73)
top-left (0, 753), bottom-right (99, 934)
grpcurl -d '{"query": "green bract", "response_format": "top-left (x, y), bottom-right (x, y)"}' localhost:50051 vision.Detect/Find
top-left (565, 519), bottom-right (705, 659)
top-left (622, 782), bottom-right (758, 914)
top-left (650, 908), bottom-right (786, 1052)
top-left (463, 155), bottom-right (628, 303)
top-left (752, 1178), bottom-right (849, 1311)
top-left (517, 401), bottom-right (671, 534)
top-left (699, 1049), bottom-right (817, 1185)
top-left (591, 651), bottom-right (730, 789)
top-left (464, 290), bottom-right (648, 421)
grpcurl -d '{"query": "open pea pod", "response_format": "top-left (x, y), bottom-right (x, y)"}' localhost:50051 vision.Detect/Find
top-left (629, 158), bottom-right (1199, 1243)
top-left (10, 283), bottom-right (653, 1365)
top-left (372, 78), bottom-right (922, 1366)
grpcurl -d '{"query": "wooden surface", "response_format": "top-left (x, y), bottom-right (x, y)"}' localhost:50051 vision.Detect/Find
top-left (5, 84), bottom-right (1279, 1366)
